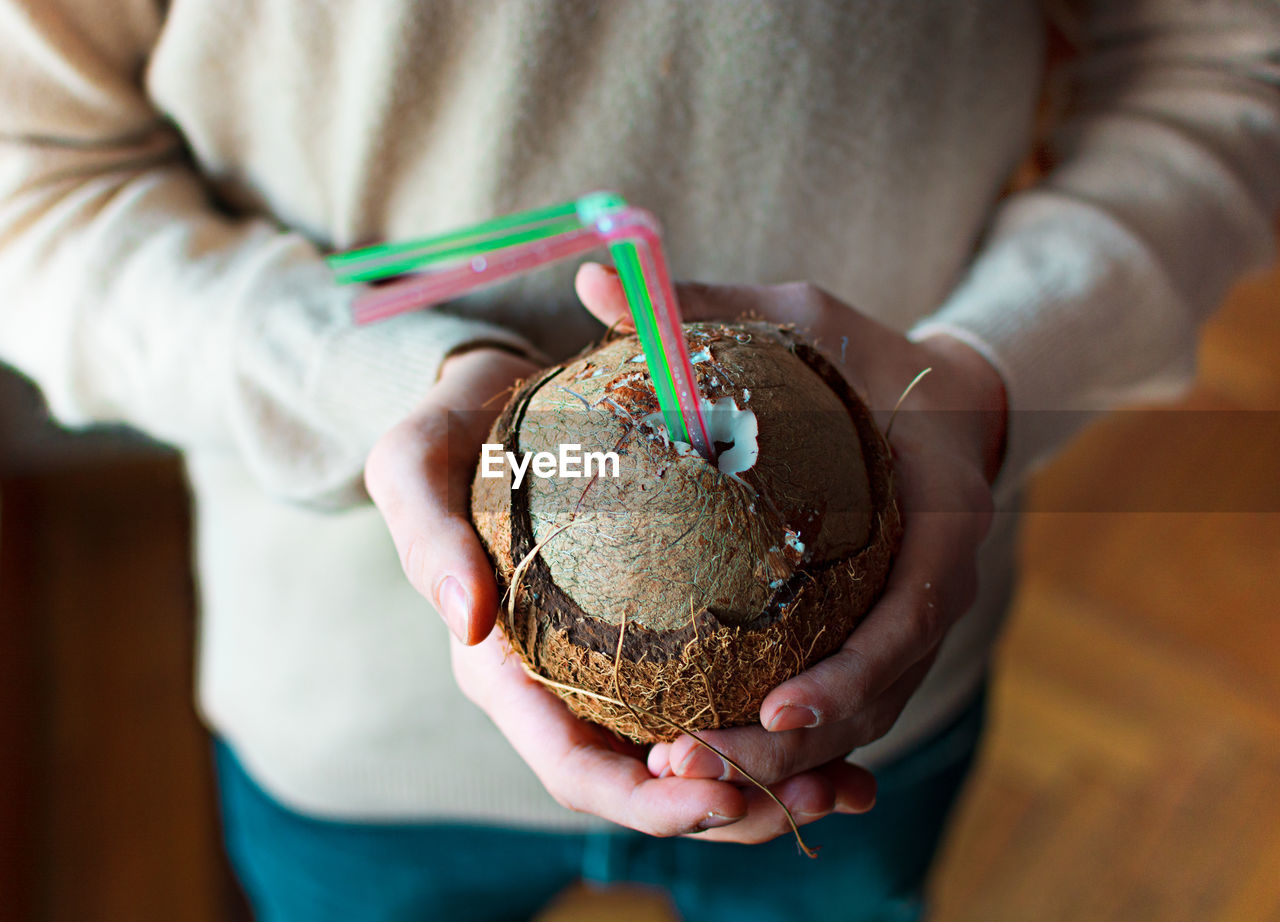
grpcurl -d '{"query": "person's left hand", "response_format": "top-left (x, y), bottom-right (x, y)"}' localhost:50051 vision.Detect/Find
top-left (573, 264), bottom-right (1006, 841)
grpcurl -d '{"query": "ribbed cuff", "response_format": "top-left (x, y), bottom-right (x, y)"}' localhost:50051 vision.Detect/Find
top-left (909, 192), bottom-right (1199, 502)
top-left (309, 299), bottom-right (546, 453)
top-left (230, 251), bottom-right (549, 506)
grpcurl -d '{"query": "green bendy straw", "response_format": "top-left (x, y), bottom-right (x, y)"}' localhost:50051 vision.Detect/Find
top-left (607, 239), bottom-right (682, 439)
top-left (327, 193), bottom-right (627, 284)
top-left (327, 192), bottom-right (715, 460)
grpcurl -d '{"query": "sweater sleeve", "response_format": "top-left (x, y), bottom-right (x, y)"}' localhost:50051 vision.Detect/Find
top-left (909, 0), bottom-right (1280, 498)
top-left (0, 0), bottom-right (542, 506)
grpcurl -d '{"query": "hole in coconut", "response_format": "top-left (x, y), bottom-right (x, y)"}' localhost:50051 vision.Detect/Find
top-left (641, 395), bottom-right (758, 475)
top-left (704, 396), bottom-right (758, 476)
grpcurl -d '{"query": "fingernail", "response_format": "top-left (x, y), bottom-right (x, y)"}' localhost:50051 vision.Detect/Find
top-left (835, 794), bottom-right (876, 815)
top-left (692, 811), bottom-right (742, 832)
top-left (766, 705), bottom-right (820, 731)
top-left (647, 746), bottom-right (669, 777)
top-left (676, 749), bottom-right (728, 780)
top-left (581, 261), bottom-right (618, 280)
top-left (438, 577), bottom-right (470, 639)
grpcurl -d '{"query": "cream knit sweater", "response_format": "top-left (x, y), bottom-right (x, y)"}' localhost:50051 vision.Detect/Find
top-left (1, 0), bottom-right (1277, 826)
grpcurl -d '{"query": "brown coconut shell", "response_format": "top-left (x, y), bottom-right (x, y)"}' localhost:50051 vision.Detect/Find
top-left (471, 321), bottom-right (901, 743)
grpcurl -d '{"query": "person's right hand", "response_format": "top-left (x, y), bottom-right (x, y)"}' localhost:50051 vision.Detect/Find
top-left (365, 346), bottom-right (538, 644)
top-left (364, 346), bottom-right (877, 840)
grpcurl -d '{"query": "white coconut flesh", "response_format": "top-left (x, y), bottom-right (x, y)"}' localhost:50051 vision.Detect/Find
top-left (643, 395), bottom-right (759, 478)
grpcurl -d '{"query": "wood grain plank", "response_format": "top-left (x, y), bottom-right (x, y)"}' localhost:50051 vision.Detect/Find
top-left (0, 483), bottom-right (39, 922)
top-left (18, 460), bottom-right (224, 922)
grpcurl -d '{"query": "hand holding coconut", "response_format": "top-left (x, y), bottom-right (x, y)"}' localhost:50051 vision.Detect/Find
top-left (365, 347), bottom-right (540, 644)
top-left (365, 338), bottom-right (876, 842)
top-left (573, 265), bottom-right (1006, 843)
top-left (364, 265), bottom-right (1004, 847)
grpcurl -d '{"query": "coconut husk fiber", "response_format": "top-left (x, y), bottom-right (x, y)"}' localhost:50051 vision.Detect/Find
top-left (471, 321), bottom-right (901, 743)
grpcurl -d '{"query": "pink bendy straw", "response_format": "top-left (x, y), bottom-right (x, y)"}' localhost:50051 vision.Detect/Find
top-left (327, 193), bottom-right (715, 461)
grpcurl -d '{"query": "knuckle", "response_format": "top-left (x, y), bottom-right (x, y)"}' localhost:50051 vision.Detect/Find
top-left (776, 281), bottom-right (832, 327)
top-left (843, 713), bottom-right (881, 750)
top-left (756, 744), bottom-right (794, 783)
top-left (450, 656), bottom-right (484, 705)
top-left (545, 774), bottom-right (585, 815)
top-left (362, 433), bottom-right (402, 501)
top-left (678, 279), bottom-right (714, 304)
top-left (647, 819), bottom-right (681, 839)
top-left (825, 647), bottom-right (875, 714)
top-left (548, 785), bottom-right (584, 814)
top-left (399, 534), bottom-right (435, 600)
top-left (674, 281), bottom-right (720, 321)
top-left (912, 593), bottom-right (945, 650)
top-left (851, 696), bottom-right (906, 748)
top-left (545, 744), bottom-right (597, 815)
top-left (417, 421), bottom-right (455, 472)
top-left (365, 421), bottom-right (432, 504)
top-left (623, 788), bottom-right (674, 838)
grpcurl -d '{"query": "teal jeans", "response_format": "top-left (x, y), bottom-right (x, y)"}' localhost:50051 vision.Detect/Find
top-left (215, 688), bottom-right (985, 922)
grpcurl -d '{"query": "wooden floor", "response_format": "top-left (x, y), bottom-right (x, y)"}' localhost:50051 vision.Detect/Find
top-left (1, 260), bottom-right (1277, 921)
top-left (927, 262), bottom-right (1280, 922)
top-left (0, 460), bottom-right (245, 922)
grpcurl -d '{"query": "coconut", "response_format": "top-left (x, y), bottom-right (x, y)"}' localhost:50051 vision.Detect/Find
top-left (471, 321), bottom-right (900, 743)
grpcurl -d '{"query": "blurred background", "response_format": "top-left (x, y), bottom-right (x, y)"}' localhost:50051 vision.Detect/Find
top-left (1, 250), bottom-right (1278, 921)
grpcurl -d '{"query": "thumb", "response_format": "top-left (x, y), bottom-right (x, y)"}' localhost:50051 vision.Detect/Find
top-left (365, 354), bottom-right (525, 644)
top-left (574, 262), bottom-right (632, 330)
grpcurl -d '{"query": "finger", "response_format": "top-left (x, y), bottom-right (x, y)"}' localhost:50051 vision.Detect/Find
top-left (453, 633), bottom-right (748, 836)
top-left (365, 351), bottom-right (530, 644)
top-left (682, 771), bottom-right (837, 846)
top-left (759, 495), bottom-right (981, 730)
top-left (821, 759), bottom-right (878, 815)
top-left (647, 741), bottom-right (675, 778)
top-left (667, 656), bottom-right (932, 785)
top-left (683, 759), bottom-right (877, 846)
top-left (574, 262), bottom-right (632, 330)
top-left (669, 723), bottom-right (850, 783)
top-left (366, 409), bottom-right (498, 643)
top-left (754, 437), bottom-right (990, 729)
